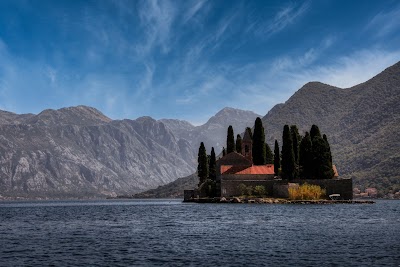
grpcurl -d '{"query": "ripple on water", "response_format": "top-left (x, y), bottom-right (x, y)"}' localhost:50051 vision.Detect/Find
top-left (0, 199), bottom-right (399, 266)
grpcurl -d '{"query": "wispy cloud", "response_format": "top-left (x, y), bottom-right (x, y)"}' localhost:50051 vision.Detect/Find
top-left (249, 1), bottom-right (310, 38)
top-left (366, 4), bottom-right (400, 38)
top-left (136, 0), bottom-right (177, 55)
top-left (182, 0), bottom-right (207, 24)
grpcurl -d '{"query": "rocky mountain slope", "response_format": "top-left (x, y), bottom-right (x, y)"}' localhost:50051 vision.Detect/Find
top-left (161, 107), bottom-right (260, 154)
top-left (261, 61), bottom-right (400, 196)
top-left (0, 106), bottom-right (195, 199)
top-left (135, 61), bottom-right (400, 198)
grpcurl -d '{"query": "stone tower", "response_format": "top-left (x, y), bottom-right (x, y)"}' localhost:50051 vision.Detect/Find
top-left (242, 128), bottom-right (253, 162)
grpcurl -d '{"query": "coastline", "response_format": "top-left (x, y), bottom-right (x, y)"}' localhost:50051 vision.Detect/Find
top-left (184, 197), bottom-right (375, 204)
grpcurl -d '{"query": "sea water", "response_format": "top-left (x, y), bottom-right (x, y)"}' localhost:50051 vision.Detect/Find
top-left (0, 199), bottom-right (399, 266)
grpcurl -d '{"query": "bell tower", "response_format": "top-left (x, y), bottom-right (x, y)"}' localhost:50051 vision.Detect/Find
top-left (241, 128), bottom-right (253, 162)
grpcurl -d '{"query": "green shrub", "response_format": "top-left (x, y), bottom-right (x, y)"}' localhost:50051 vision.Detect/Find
top-left (246, 186), bottom-right (253, 196)
top-left (237, 183), bottom-right (247, 196)
top-left (254, 185), bottom-right (266, 197)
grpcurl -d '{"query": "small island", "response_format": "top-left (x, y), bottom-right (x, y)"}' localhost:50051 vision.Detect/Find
top-left (184, 118), bottom-right (372, 204)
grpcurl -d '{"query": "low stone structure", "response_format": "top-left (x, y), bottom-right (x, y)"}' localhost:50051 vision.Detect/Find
top-left (216, 149), bottom-right (352, 200)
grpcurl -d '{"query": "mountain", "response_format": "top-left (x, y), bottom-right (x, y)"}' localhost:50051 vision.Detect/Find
top-left (262, 61), bottom-right (400, 196)
top-left (136, 61), bottom-right (400, 198)
top-left (161, 107), bottom-right (261, 154)
top-left (0, 106), bottom-right (195, 199)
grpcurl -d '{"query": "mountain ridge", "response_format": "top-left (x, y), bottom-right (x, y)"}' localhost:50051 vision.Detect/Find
top-left (135, 61), bottom-right (400, 198)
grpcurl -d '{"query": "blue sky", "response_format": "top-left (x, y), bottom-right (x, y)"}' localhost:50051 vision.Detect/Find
top-left (0, 0), bottom-right (399, 125)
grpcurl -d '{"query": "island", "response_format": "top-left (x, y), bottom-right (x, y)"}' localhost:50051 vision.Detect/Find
top-left (184, 118), bottom-right (371, 204)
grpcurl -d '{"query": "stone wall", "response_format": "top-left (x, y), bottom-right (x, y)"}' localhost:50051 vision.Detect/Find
top-left (221, 178), bottom-right (353, 199)
top-left (297, 179), bottom-right (352, 200)
top-left (221, 179), bottom-right (276, 197)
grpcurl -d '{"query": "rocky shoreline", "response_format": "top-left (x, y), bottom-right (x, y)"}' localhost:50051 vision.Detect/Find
top-left (184, 197), bottom-right (375, 204)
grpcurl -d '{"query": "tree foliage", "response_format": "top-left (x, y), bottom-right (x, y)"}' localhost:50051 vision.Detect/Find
top-left (252, 117), bottom-right (266, 165)
top-left (227, 125), bottom-right (235, 154)
top-left (265, 143), bottom-right (273, 164)
top-left (281, 125), bottom-right (295, 180)
top-left (236, 134), bottom-right (242, 153)
top-left (311, 136), bottom-right (334, 179)
top-left (209, 147), bottom-right (216, 181)
top-left (274, 140), bottom-right (280, 176)
top-left (310, 124), bottom-right (322, 140)
top-left (290, 125), bottom-right (300, 178)
top-left (299, 132), bottom-right (313, 179)
top-left (245, 127), bottom-right (253, 139)
top-left (197, 142), bottom-right (208, 186)
top-left (323, 134), bottom-right (333, 165)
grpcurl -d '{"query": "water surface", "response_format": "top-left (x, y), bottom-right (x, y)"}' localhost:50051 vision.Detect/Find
top-left (0, 199), bottom-right (399, 266)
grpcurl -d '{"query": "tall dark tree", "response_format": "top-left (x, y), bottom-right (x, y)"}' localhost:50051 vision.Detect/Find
top-left (209, 147), bottom-right (216, 181)
top-left (274, 140), bottom-right (280, 176)
top-left (197, 142), bottom-right (208, 186)
top-left (236, 134), bottom-right (242, 153)
top-left (311, 136), bottom-right (334, 179)
top-left (290, 125), bottom-right (300, 164)
top-left (281, 125), bottom-right (295, 180)
top-left (299, 131), bottom-right (312, 178)
top-left (265, 143), bottom-right (274, 164)
top-left (245, 127), bottom-right (253, 140)
top-left (323, 134), bottom-right (333, 165)
top-left (222, 147), bottom-right (226, 157)
top-left (252, 117), bottom-right (266, 165)
top-left (227, 125), bottom-right (235, 154)
top-left (310, 124), bottom-right (322, 140)
top-left (290, 125), bottom-right (300, 178)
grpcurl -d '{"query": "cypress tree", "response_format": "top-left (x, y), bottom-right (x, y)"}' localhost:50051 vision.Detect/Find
top-left (227, 125), bottom-right (235, 154)
top-left (236, 134), bottom-right (242, 153)
top-left (222, 147), bottom-right (226, 156)
top-left (252, 117), bottom-right (266, 165)
top-left (265, 143), bottom-right (273, 164)
top-left (311, 136), bottom-right (334, 179)
top-left (274, 140), bottom-right (280, 176)
top-left (290, 125), bottom-right (300, 164)
top-left (299, 131), bottom-right (312, 178)
top-left (281, 125), bottom-right (295, 180)
top-left (197, 142), bottom-right (208, 186)
top-left (310, 124), bottom-right (322, 140)
top-left (209, 147), bottom-right (216, 181)
top-left (245, 127), bottom-right (253, 139)
top-left (323, 134), bottom-right (333, 165)
top-left (290, 125), bottom-right (300, 178)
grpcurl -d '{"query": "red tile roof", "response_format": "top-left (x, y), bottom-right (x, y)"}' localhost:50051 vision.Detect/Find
top-left (221, 164), bottom-right (275, 175)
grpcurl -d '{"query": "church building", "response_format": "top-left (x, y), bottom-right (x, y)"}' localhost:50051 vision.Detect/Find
top-left (216, 129), bottom-right (276, 197)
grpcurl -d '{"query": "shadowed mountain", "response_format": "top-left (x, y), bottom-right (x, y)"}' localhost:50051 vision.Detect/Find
top-left (262, 61), bottom-right (400, 195)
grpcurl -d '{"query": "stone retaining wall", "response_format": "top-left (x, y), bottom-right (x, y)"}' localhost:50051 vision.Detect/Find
top-left (220, 178), bottom-right (353, 200)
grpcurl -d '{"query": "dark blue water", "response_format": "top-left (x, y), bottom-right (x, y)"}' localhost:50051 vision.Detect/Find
top-left (0, 199), bottom-right (399, 266)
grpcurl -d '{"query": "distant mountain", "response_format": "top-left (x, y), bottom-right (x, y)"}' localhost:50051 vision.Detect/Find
top-left (262, 61), bottom-right (400, 196)
top-left (161, 107), bottom-right (260, 154)
top-left (0, 106), bottom-right (195, 199)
